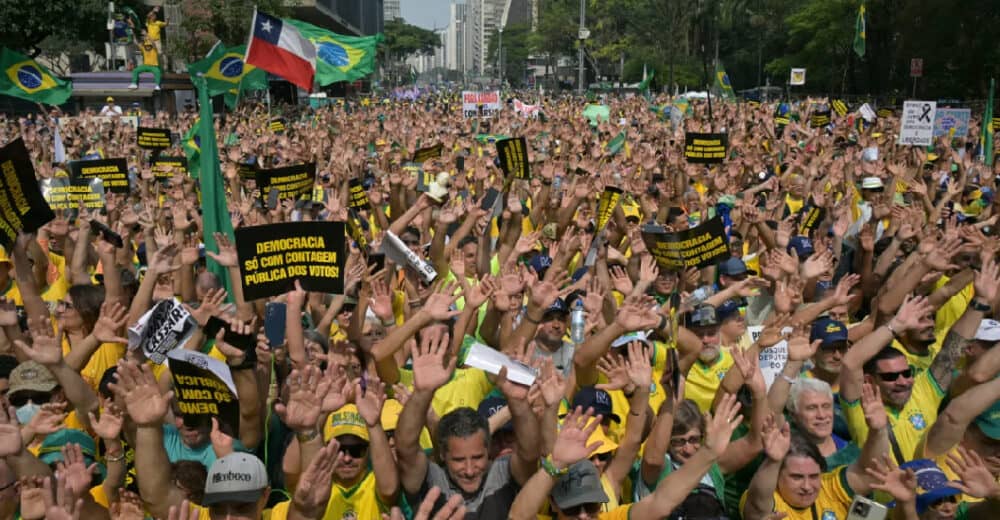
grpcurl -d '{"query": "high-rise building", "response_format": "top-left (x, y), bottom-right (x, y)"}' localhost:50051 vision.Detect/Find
top-left (384, 0), bottom-right (401, 21)
top-left (446, 1), bottom-right (467, 73)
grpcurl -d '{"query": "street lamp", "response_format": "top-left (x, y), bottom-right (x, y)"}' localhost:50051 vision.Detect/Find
top-left (577, 0), bottom-right (587, 93)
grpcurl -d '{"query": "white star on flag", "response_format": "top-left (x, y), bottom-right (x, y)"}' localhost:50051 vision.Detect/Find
top-left (260, 20), bottom-right (273, 32)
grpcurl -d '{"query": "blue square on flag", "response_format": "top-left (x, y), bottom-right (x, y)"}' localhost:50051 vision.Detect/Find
top-left (253, 12), bottom-right (282, 45)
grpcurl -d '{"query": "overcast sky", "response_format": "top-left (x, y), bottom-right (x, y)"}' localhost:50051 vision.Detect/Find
top-left (401, 0), bottom-right (452, 30)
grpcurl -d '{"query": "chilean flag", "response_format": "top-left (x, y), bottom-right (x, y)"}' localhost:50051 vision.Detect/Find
top-left (245, 10), bottom-right (317, 91)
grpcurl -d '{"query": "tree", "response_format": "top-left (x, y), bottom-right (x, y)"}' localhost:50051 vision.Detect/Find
top-left (488, 24), bottom-right (532, 87)
top-left (382, 19), bottom-right (440, 58)
top-left (173, 0), bottom-right (288, 63)
top-left (0, 0), bottom-right (142, 58)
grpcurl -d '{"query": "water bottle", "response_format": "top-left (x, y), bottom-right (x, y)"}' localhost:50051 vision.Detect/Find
top-left (570, 300), bottom-right (586, 344)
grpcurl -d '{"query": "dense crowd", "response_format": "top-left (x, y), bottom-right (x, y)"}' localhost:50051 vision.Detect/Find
top-left (0, 91), bottom-right (998, 520)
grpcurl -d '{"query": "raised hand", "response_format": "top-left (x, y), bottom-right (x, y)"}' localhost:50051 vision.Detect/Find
top-left (41, 475), bottom-right (83, 520)
top-left (860, 382), bottom-right (888, 430)
top-left (550, 406), bottom-right (604, 470)
top-left (614, 295), bottom-right (661, 331)
top-left (353, 376), bottom-right (387, 428)
top-left (109, 490), bottom-right (145, 520)
top-left (411, 329), bottom-right (455, 392)
top-left (369, 277), bottom-right (395, 322)
top-left (275, 366), bottom-right (326, 433)
top-left (206, 232), bottom-right (239, 268)
top-left (624, 341), bottom-right (653, 390)
top-left (762, 416), bottom-right (791, 462)
top-left (293, 438), bottom-right (345, 516)
top-left (786, 327), bottom-right (821, 362)
top-left (109, 361), bottom-right (171, 427)
top-left (732, 346), bottom-right (766, 396)
top-left (974, 259), bottom-right (1000, 304)
top-left (946, 446), bottom-right (1000, 500)
top-left (464, 274), bottom-right (498, 309)
top-left (0, 405), bottom-right (23, 456)
top-left (609, 265), bottom-right (634, 295)
top-left (91, 301), bottom-right (129, 344)
top-left (15, 317), bottom-right (63, 366)
top-left (422, 281), bottom-right (463, 321)
top-left (866, 454), bottom-right (917, 503)
top-left (596, 353), bottom-right (631, 393)
top-left (890, 294), bottom-right (934, 333)
top-left (55, 443), bottom-right (98, 497)
top-left (704, 392), bottom-right (743, 457)
top-left (210, 417), bottom-right (234, 459)
top-left (87, 399), bottom-right (124, 441)
top-left (319, 362), bottom-right (354, 414)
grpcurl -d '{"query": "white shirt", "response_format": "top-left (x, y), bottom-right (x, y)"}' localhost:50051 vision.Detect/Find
top-left (100, 104), bottom-right (122, 116)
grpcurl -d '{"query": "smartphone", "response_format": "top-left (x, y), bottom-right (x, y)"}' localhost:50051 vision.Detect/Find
top-left (456, 156), bottom-right (465, 173)
top-left (846, 496), bottom-right (888, 520)
top-left (267, 187), bottom-right (280, 210)
top-left (90, 220), bottom-right (124, 248)
top-left (263, 302), bottom-right (287, 347)
top-left (203, 315), bottom-right (227, 339)
top-left (222, 327), bottom-right (255, 352)
top-left (480, 188), bottom-right (500, 211)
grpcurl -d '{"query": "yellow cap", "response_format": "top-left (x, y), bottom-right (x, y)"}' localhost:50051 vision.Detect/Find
top-left (582, 418), bottom-right (618, 456)
top-left (380, 398), bottom-right (403, 431)
top-left (106, 96), bottom-right (114, 102)
top-left (622, 204), bottom-right (641, 221)
top-left (0, 246), bottom-right (10, 264)
top-left (323, 404), bottom-right (370, 442)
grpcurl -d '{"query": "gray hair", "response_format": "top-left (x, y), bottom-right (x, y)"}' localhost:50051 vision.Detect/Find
top-left (786, 377), bottom-right (834, 414)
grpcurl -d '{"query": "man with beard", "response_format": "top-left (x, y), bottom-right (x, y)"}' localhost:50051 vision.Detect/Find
top-left (839, 265), bottom-right (990, 465)
top-left (531, 298), bottom-right (573, 374)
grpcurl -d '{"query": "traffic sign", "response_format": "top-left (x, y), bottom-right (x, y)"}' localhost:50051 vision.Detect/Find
top-left (910, 58), bottom-right (923, 78)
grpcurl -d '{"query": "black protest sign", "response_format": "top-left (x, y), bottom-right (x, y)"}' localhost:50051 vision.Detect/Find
top-left (69, 158), bottom-right (130, 193)
top-left (348, 178), bottom-right (370, 209)
top-left (683, 133), bottom-right (728, 164)
top-left (269, 118), bottom-right (287, 134)
top-left (255, 163), bottom-right (316, 202)
top-left (496, 136), bottom-right (530, 179)
top-left (642, 216), bottom-right (730, 270)
top-left (0, 139), bottom-right (56, 247)
top-left (799, 203), bottom-right (826, 235)
top-left (412, 143), bottom-right (443, 164)
top-left (237, 161), bottom-right (257, 180)
top-left (136, 127), bottom-right (172, 149)
top-left (152, 156), bottom-right (188, 179)
top-left (235, 221), bottom-right (346, 300)
top-left (128, 299), bottom-right (197, 364)
top-left (168, 349), bottom-right (240, 437)
top-left (405, 163), bottom-right (433, 193)
top-left (810, 110), bottom-right (832, 128)
top-left (595, 187), bottom-right (622, 231)
top-left (41, 178), bottom-right (105, 210)
top-left (347, 209), bottom-right (369, 250)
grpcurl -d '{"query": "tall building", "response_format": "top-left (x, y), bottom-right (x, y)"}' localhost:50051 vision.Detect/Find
top-left (384, 0), bottom-right (401, 21)
top-left (446, 1), bottom-right (467, 73)
top-left (466, 0), bottom-right (504, 77)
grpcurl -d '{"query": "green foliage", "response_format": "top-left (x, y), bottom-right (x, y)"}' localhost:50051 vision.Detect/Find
top-left (0, 0), bottom-right (142, 56)
top-left (174, 0), bottom-right (287, 63)
top-left (488, 24), bottom-right (532, 87)
top-left (382, 18), bottom-right (440, 58)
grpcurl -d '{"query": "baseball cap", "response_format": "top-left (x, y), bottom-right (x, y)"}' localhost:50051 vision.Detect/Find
top-left (9, 361), bottom-right (59, 396)
top-left (610, 331), bottom-right (652, 349)
top-left (974, 399), bottom-right (1000, 440)
top-left (37, 429), bottom-right (106, 479)
top-left (896, 459), bottom-right (963, 514)
top-left (380, 398), bottom-right (403, 432)
top-left (571, 387), bottom-right (619, 423)
top-left (550, 461), bottom-right (609, 511)
top-left (323, 404), bottom-right (370, 442)
top-left (716, 300), bottom-right (742, 322)
top-left (810, 317), bottom-right (848, 348)
top-left (861, 176), bottom-right (885, 190)
top-left (974, 319), bottom-right (1000, 342)
top-left (202, 452), bottom-right (268, 506)
top-left (530, 254), bottom-right (553, 277)
top-left (585, 419), bottom-right (618, 456)
top-left (684, 305), bottom-right (718, 328)
top-left (787, 236), bottom-right (815, 258)
top-left (106, 96), bottom-right (114, 102)
top-left (542, 297), bottom-right (569, 320)
top-left (718, 257), bottom-right (753, 276)
top-left (477, 395), bottom-right (512, 433)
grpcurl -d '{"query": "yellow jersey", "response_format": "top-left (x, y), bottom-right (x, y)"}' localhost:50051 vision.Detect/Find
top-left (63, 336), bottom-right (124, 391)
top-left (684, 350), bottom-right (734, 413)
top-left (843, 369), bottom-right (944, 464)
top-left (140, 42), bottom-right (159, 67)
top-left (321, 470), bottom-right (389, 520)
top-left (398, 366), bottom-right (492, 419)
top-left (891, 276), bottom-right (970, 374)
top-left (147, 20), bottom-right (167, 40)
top-left (740, 466), bottom-right (855, 520)
top-left (40, 252), bottom-right (70, 303)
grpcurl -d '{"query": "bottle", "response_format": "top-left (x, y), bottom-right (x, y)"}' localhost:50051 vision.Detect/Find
top-left (570, 299), bottom-right (586, 344)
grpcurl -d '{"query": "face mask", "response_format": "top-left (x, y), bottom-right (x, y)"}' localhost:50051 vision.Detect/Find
top-left (15, 402), bottom-right (40, 425)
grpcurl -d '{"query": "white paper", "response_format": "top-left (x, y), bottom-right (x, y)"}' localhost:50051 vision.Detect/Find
top-left (750, 325), bottom-right (791, 390)
top-left (899, 100), bottom-right (937, 146)
top-left (383, 230), bottom-right (437, 283)
top-left (128, 299), bottom-right (196, 364)
top-left (463, 342), bottom-right (537, 386)
top-left (167, 348), bottom-right (238, 396)
top-left (859, 103), bottom-right (877, 122)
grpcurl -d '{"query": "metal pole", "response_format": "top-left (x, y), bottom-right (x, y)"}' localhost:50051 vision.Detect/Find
top-left (108, 2), bottom-right (115, 71)
top-left (912, 77), bottom-right (917, 98)
top-left (498, 29), bottom-right (503, 86)
top-left (577, 0), bottom-right (585, 93)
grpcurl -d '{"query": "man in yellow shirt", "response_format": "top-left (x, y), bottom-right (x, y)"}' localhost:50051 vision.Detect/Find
top-left (128, 32), bottom-right (162, 91)
top-left (146, 7), bottom-right (168, 55)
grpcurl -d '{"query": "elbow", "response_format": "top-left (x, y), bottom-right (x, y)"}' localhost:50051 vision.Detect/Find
top-left (966, 368), bottom-right (993, 385)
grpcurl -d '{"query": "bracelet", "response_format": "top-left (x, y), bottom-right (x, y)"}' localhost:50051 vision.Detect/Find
top-left (541, 455), bottom-right (568, 477)
top-left (886, 321), bottom-right (901, 339)
top-left (295, 429), bottom-right (320, 443)
top-left (524, 313), bottom-right (543, 324)
top-left (780, 374), bottom-right (797, 384)
top-left (970, 298), bottom-right (993, 313)
top-left (105, 451), bottom-right (126, 463)
top-left (381, 317), bottom-right (396, 327)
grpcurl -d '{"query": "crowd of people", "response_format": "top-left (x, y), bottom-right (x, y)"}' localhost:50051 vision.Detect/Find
top-left (0, 90), bottom-right (998, 520)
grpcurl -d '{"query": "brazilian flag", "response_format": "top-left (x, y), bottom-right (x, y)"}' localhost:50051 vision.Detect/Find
top-left (0, 48), bottom-right (72, 106)
top-left (183, 119), bottom-right (202, 179)
top-left (287, 19), bottom-right (383, 86)
top-left (714, 62), bottom-right (735, 100)
top-left (187, 44), bottom-right (267, 109)
top-left (853, 4), bottom-right (866, 59)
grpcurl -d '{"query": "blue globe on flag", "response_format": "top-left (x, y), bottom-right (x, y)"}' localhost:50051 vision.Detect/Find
top-left (16, 65), bottom-right (44, 90)
top-left (318, 42), bottom-right (350, 67)
top-left (218, 56), bottom-right (244, 78)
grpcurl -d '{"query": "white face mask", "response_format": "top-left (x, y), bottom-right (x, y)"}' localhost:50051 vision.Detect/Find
top-left (15, 402), bottom-right (41, 425)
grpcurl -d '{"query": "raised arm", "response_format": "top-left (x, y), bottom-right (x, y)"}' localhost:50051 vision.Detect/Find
top-left (742, 419), bottom-right (790, 519)
top-left (930, 259), bottom-right (999, 391)
top-left (495, 339), bottom-right (542, 486)
top-left (353, 376), bottom-right (399, 505)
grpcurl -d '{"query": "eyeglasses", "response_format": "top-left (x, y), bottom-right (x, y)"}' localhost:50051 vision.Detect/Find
top-left (877, 368), bottom-right (913, 382)
top-left (561, 503), bottom-right (602, 516)
top-left (670, 435), bottom-right (702, 448)
top-left (339, 443), bottom-right (369, 459)
top-left (9, 391), bottom-right (52, 408)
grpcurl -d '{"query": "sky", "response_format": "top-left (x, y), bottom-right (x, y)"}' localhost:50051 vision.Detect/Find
top-left (401, 0), bottom-right (452, 30)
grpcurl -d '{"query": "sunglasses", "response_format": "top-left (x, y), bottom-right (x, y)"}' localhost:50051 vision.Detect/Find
top-left (877, 368), bottom-right (913, 382)
top-left (561, 503), bottom-right (602, 516)
top-left (9, 391), bottom-right (52, 408)
top-left (339, 443), bottom-right (369, 458)
top-left (670, 435), bottom-right (702, 448)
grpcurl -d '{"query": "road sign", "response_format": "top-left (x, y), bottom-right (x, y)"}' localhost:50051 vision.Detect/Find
top-left (899, 100), bottom-right (936, 146)
top-left (910, 58), bottom-right (923, 78)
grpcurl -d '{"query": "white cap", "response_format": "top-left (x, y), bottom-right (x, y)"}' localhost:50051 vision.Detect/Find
top-left (861, 177), bottom-right (884, 190)
top-left (202, 453), bottom-right (268, 505)
top-left (611, 331), bottom-right (652, 349)
top-left (862, 147), bottom-right (879, 162)
top-left (975, 319), bottom-right (1000, 342)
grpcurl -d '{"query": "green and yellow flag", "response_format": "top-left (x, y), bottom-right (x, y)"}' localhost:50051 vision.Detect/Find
top-left (638, 68), bottom-right (655, 95)
top-left (715, 62), bottom-right (735, 100)
top-left (187, 44), bottom-right (267, 109)
top-left (0, 48), bottom-right (72, 106)
top-left (183, 119), bottom-right (202, 179)
top-left (982, 78), bottom-right (994, 166)
top-left (854, 4), bottom-right (866, 58)
top-left (286, 20), bottom-right (383, 86)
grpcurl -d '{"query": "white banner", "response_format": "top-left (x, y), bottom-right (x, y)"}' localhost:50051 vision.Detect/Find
top-left (462, 91), bottom-right (501, 118)
top-left (899, 100), bottom-right (937, 146)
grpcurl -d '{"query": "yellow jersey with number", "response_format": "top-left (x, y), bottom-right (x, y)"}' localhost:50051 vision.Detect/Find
top-left (842, 369), bottom-right (944, 464)
top-left (740, 466), bottom-right (855, 520)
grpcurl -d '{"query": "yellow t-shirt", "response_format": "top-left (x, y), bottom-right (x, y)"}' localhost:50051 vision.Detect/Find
top-left (683, 350), bottom-right (734, 413)
top-left (891, 277), bottom-right (971, 374)
top-left (843, 369), bottom-right (944, 464)
top-left (63, 336), bottom-right (125, 391)
top-left (740, 466), bottom-right (854, 520)
top-left (140, 42), bottom-right (159, 67)
top-left (41, 252), bottom-right (70, 304)
top-left (321, 470), bottom-right (389, 520)
top-left (147, 20), bottom-right (167, 40)
top-left (2, 279), bottom-right (23, 306)
top-left (397, 366), bottom-right (492, 419)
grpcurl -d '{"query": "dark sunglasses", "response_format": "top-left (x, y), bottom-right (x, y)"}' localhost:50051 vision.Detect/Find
top-left (561, 503), bottom-right (602, 516)
top-left (877, 368), bottom-right (913, 382)
top-left (339, 443), bottom-right (369, 458)
top-left (9, 391), bottom-right (52, 408)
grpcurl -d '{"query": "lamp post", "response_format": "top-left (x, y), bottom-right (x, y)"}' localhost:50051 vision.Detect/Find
top-left (577, 0), bottom-right (587, 93)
